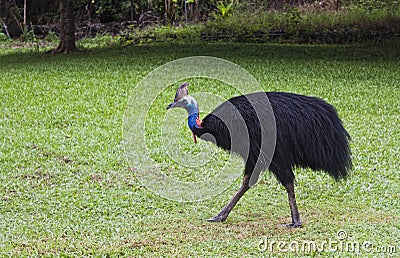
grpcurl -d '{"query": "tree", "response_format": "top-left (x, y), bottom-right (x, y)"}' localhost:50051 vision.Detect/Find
top-left (1, 0), bottom-right (23, 38)
top-left (52, 0), bottom-right (76, 53)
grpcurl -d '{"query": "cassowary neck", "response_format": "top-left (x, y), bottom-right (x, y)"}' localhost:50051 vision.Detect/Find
top-left (184, 96), bottom-right (201, 131)
top-left (185, 96), bottom-right (199, 116)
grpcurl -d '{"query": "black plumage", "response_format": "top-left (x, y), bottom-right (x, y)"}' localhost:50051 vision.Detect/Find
top-left (167, 84), bottom-right (352, 228)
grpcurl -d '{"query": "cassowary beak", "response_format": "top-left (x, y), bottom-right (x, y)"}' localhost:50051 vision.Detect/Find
top-left (166, 102), bottom-right (175, 110)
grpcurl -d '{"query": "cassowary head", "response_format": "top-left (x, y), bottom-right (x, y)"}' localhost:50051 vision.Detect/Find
top-left (166, 82), bottom-right (199, 116)
top-left (166, 82), bottom-right (202, 143)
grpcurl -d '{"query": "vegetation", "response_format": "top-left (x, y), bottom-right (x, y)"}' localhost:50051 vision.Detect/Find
top-left (119, 7), bottom-right (400, 44)
top-left (1, 0), bottom-right (399, 45)
top-left (0, 43), bottom-right (399, 256)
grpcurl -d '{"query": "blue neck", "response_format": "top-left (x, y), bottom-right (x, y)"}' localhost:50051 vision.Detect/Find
top-left (184, 96), bottom-right (200, 131)
top-left (188, 113), bottom-right (199, 131)
top-left (186, 102), bottom-right (198, 116)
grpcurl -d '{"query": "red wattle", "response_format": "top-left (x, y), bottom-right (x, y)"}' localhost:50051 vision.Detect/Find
top-left (196, 116), bottom-right (203, 127)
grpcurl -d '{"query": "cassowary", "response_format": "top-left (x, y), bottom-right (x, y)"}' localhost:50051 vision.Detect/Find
top-left (166, 82), bottom-right (352, 228)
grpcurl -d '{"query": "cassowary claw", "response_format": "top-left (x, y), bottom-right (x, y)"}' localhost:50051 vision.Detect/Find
top-left (283, 223), bottom-right (302, 228)
top-left (206, 216), bottom-right (227, 222)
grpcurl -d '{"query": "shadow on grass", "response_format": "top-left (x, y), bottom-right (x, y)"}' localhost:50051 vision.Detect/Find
top-left (1, 41), bottom-right (400, 68)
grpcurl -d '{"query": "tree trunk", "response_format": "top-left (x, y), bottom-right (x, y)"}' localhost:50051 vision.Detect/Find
top-left (53, 0), bottom-right (76, 54)
top-left (130, 0), bottom-right (134, 22)
top-left (23, 0), bottom-right (27, 26)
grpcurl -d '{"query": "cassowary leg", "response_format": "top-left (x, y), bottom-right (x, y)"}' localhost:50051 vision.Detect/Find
top-left (207, 174), bottom-right (251, 222)
top-left (284, 181), bottom-right (302, 228)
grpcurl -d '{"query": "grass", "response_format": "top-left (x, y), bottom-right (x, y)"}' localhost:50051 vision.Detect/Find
top-left (0, 42), bottom-right (399, 256)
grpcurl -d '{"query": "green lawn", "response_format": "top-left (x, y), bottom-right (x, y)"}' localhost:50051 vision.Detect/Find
top-left (0, 43), bottom-right (399, 256)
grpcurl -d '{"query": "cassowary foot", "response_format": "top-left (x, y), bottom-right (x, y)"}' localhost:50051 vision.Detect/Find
top-left (283, 222), bottom-right (302, 228)
top-left (206, 215), bottom-right (227, 222)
